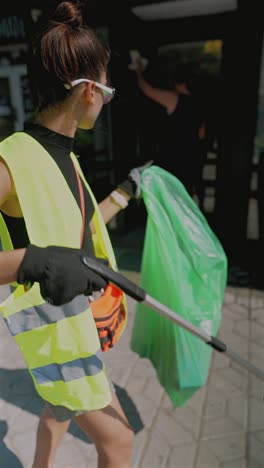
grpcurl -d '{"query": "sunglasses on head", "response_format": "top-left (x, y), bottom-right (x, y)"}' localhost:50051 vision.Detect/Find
top-left (64, 78), bottom-right (115, 105)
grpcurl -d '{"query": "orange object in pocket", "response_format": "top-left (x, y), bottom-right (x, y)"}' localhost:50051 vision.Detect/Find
top-left (90, 283), bottom-right (126, 352)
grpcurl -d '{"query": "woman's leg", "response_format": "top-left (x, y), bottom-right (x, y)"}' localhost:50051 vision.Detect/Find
top-left (32, 393), bottom-right (134, 468)
top-left (32, 405), bottom-right (71, 468)
top-left (74, 393), bottom-right (134, 468)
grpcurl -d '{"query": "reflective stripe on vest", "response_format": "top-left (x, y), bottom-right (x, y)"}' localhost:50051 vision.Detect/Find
top-left (32, 348), bottom-right (103, 385)
top-left (5, 294), bottom-right (88, 336)
top-left (0, 132), bottom-right (127, 411)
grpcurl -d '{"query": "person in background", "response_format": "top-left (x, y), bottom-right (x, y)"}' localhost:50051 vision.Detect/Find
top-left (135, 60), bottom-right (206, 197)
top-left (0, 2), bottom-right (149, 467)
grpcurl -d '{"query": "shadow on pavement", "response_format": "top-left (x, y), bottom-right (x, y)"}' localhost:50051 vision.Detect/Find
top-left (0, 420), bottom-right (23, 467)
top-left (0, 368), bottom-right (144, 446)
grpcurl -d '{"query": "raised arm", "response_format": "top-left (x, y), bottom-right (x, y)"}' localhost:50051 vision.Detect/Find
top-left (135, 62), bottom-right (178, 114)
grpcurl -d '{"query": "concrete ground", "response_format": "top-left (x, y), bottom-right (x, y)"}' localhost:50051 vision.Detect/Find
top-left (1, 274), bottom-right (264, 468)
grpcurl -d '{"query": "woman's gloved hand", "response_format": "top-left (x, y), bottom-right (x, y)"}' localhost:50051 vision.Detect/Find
top-left (117, 160), bottom-right (153, 199)
top-left (17, 244), bottom-right (108, 306)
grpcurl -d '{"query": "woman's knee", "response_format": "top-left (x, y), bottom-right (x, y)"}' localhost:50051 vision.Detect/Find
top-left (97, 425), bottom-right (134, 463)
top-left (120, 424), bottom-right (135, 451)
top-left (74, 393), bottom-right (135, 463)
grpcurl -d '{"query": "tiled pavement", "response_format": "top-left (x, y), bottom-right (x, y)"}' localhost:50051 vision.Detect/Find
top-left (1, 275), bottom-right (264, 468)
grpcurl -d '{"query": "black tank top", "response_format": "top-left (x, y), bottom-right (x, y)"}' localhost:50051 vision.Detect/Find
top-left (1, 123), bottom-right (95, 255)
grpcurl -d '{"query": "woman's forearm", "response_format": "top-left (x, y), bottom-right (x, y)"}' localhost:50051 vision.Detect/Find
top-left (0, 249), bottom-right (26, 285)
top-left (98, 189), bottom-right (131, 225)
top-left (136, 71), bottom-right (154, 98)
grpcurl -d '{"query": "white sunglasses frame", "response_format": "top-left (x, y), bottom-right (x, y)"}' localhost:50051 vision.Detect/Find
top-left (64, 78), bottom-right (115, 103)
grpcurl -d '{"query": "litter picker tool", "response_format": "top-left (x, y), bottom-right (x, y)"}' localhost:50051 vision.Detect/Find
top-left (82, 256), bottom-right (264, 381)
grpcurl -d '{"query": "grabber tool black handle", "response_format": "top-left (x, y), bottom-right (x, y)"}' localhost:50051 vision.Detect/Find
top-left (81, 256), bottom-right (146, 302)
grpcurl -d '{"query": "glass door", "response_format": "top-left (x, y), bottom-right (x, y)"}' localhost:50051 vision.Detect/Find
top-left (0, 64), bottom-right (28, 141)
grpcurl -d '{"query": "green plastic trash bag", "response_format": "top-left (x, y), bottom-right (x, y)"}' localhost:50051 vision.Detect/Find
top-left (130, 165), bottom-right (227, 407)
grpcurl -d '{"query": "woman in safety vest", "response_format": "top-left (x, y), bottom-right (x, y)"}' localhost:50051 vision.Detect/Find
top-left (0, 2), bottom-right (150, 467)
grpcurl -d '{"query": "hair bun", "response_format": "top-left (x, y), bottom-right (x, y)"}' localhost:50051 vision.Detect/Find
top-left (52, 1), bottom-right (83, 28)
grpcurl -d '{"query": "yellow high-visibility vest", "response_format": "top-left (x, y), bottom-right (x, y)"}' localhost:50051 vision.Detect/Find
top-left (0, 132), bottom-right (127, 411)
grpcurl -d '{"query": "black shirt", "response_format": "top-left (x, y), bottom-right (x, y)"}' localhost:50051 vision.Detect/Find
top-left (1, 123), bottom-right (95, 255)
top-left (156, 93), bottom-right (202, 189)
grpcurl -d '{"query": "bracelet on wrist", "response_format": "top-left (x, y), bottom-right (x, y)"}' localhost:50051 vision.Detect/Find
top-left (110, 190), bottom-right (129, 209)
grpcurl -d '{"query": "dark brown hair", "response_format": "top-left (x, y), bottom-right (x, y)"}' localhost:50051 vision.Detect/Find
top-left (27, 1), bottom-right (110, 110)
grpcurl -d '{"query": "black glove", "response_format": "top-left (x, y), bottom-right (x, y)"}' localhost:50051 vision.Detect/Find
top-left (117, 160), bottom-right (153, 199)
top-left (17, 244), bottom-right (108, 306)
